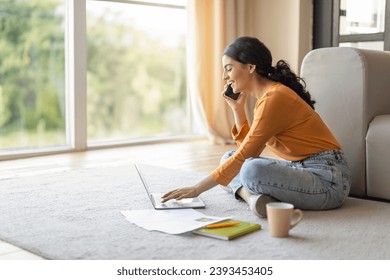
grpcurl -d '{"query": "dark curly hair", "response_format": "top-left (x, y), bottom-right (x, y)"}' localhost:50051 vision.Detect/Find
top-left (223, 36), bottom-right (315, 109)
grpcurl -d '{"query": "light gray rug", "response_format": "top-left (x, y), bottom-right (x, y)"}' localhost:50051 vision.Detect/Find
top-left (1, 163), bottom-right (390, 260)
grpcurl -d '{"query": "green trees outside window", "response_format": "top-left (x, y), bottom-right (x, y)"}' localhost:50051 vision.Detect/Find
top-left (86, 1), bottom-right (189, 143)
top-left (0, 0), bottom-right (66, 150)
top-left (0, 0), bottom-right (189, 154)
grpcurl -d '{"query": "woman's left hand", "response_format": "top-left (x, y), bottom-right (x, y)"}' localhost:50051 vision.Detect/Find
top-left (162, 186), bottom-right (199, 203)
top-left (161, 175), bottom-right (218, 203)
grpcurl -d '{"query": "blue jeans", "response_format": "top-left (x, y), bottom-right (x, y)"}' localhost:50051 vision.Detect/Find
top-left (221, 150), bottom-right (352, 210)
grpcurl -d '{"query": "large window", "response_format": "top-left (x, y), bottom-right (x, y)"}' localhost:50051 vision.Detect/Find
top-left (314, 0), bottom-right (390, 50)
top-left (0, 0), bottom-right (190, 159)
top-left (336, 0), bottom-right (388, 50)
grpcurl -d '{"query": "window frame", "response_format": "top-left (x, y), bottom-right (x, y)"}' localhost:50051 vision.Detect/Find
top-left (68, 0), bottom-right (87, 152)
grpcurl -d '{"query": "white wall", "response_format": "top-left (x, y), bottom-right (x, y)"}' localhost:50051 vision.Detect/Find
top-left (254, 0), bottom-right (313, 73)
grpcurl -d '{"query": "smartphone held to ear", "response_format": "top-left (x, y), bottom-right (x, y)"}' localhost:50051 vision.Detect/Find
top-left (224, 84), bottom-right (240, 100)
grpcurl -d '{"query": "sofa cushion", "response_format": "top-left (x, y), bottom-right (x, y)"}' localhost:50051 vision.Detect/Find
top-left (366, 115), bottom-right (390, 200)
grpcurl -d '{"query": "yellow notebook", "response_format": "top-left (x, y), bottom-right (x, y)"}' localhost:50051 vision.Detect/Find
top-left (193, 220), bottom-right (261, 240)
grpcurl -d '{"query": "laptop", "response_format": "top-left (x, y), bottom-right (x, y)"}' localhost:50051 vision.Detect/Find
top-left (134, 162), bottom-right (206, 210)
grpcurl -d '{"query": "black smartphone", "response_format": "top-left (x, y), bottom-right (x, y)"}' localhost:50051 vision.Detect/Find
top-left (224, 84), bottom-right (240, 100)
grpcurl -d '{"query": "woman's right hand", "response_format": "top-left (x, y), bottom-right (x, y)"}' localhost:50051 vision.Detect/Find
top-left (222, 84), bottom-right (247, 112)
top-left (222, 84), bottom-right (248, 131)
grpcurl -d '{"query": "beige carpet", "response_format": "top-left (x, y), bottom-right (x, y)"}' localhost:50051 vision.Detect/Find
top-left (0, 163), bottom-right (389, 259)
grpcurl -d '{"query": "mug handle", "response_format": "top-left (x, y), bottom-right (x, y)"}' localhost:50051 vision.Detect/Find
top-left (290, 209), bottom-right (303, 229)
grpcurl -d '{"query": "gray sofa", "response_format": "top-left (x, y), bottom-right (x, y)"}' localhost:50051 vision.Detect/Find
top-left (300, 47), bottom-right (390, 200)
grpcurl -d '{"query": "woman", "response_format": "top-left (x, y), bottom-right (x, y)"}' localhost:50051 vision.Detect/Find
top-left (163, 36), bottom-right (351, 218)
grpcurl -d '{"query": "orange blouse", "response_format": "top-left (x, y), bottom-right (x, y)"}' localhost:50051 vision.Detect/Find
top-left (211, 83), bottom-right (341, 186)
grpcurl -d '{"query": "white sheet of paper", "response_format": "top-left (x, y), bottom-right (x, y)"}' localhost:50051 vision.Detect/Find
top-left (121, 209), bottom-right (231, 234)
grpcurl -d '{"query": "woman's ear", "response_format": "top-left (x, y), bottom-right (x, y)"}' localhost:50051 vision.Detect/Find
top-left (249, 64), bottom-right (256, 74)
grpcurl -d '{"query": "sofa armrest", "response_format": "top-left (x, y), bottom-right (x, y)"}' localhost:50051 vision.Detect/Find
top-left (366, 115), bottom-right (390, 200)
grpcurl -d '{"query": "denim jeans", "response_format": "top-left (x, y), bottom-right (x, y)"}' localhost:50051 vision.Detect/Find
top-left (221, 150), bottom-right (352, 210)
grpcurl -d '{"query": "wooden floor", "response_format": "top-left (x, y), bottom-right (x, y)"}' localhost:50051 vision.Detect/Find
top-left (0, 139), bottom-right (239, 260)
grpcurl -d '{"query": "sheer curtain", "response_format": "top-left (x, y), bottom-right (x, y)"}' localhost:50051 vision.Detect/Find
top-left (187, 0), bottom-right (257, 143)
